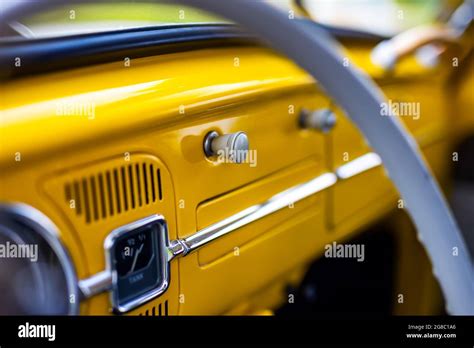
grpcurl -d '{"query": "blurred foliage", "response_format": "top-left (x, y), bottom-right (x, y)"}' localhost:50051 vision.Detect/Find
top-left (26, 2), bottom-right (224, 25)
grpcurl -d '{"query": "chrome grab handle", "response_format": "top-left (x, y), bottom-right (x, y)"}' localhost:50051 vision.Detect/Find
top-left (77, 171), bottom-right (338, 300)
top-left (176, 172), bottom-right (338, 256)
top-left (78, 270), bottom-right (113, 299)
top-left (371, 25), bottom-right (459, 70)
top-left (78, 152), bottom-right (385, 300)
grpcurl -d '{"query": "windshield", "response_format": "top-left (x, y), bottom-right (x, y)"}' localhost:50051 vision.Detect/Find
top-left (2, 2), bottom-right (226, 39)
top-left (297, 0), bottom-right (459, 36)
top-left (0, 0), bottom-right (460, 40)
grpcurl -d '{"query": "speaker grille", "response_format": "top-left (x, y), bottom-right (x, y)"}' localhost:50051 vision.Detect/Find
top-left (138, 300), bottom-right (168, 316)
top-left (64, 162), bottom-right (163, 224)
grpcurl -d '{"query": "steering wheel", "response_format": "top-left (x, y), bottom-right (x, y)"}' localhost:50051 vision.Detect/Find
top-left (2, 0), bottom-right (472, 315)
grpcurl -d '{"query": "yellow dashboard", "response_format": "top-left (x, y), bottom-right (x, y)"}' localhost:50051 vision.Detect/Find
top-left (0, 38), bottom-right (462, 315)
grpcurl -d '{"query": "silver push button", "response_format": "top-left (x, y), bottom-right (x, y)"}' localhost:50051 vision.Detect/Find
top-left (204, 131), bottom-right (249, 163)
top-left (299, 108), bottom-right (337, 133)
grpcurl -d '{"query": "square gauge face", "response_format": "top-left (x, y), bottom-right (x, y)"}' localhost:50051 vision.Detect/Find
top-left (106, 216), bottom-right (169, 313)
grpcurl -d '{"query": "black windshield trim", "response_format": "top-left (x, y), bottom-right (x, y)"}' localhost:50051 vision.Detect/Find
top-left (0, 23), bottom-right (384, 80)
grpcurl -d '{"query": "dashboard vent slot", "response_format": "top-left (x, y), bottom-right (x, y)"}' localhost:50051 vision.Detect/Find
top-left (138, 300), bottom-right (168, 316)
top-left (64, 162), bottom-right (163, 223)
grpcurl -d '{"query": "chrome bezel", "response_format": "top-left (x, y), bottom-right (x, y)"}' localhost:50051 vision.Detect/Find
top-left (0, 203), bottom-right (80, 315)
top-left (104, 215), bottom-right (171, 314)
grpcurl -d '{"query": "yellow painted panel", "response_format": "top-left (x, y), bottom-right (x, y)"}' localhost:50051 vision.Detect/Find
top-left (0, 47), bottom-right (315, 168)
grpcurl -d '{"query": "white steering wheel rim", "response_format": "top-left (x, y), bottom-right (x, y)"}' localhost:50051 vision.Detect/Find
top-left (1, 0), bottom-right (472, 314)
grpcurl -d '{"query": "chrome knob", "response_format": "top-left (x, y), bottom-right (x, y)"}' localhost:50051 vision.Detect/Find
top-left (299, 108), bottom-right (336, 133)
top-left (204, 131), bottom-right (249, 164)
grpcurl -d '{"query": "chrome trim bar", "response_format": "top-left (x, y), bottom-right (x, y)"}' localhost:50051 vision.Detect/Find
top-left (173, 172), bottom-right (338, 256)
top-left (78, 270), bottom-right (113, 299)
top-left (370, 25), bottom-right (458, 70)
top-left (336, 152), bottom-right (382, 180)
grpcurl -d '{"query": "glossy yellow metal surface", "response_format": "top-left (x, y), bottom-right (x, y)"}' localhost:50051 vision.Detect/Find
top-left (0, 34), bottom-right (465, 315)
top-left (0, 47), bottom-right (314, 166)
